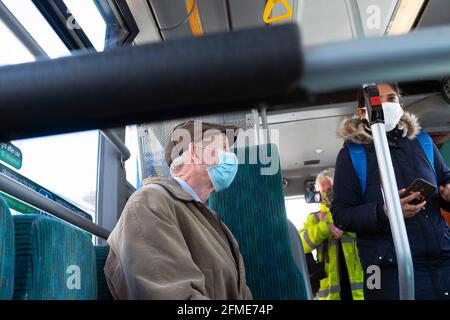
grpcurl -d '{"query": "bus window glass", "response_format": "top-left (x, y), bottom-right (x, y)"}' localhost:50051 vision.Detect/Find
top-left (0, 18), bottom-right (35, 66)
top-left (2, 0), bottom-right (70, 58)
top-left (63, 0), bottom-right (107, 51)
top-left (10, 131), bottom-right (99, 220)
top-left (285, 196), bottom-right (320, 230)
top-left (125, 125), bottom-right (141, 189)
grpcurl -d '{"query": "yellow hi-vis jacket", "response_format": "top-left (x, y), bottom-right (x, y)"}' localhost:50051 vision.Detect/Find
top-left (299, 203), bottom-right (364, 300)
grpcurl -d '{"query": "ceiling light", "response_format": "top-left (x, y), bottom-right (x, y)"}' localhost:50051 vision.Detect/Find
top-left (388, 0), bottom-right (425, 36)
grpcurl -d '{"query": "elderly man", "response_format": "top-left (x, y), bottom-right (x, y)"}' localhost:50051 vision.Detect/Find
top-left (104, 120), bottom-right (252, 300)
top-left (299, 169), bottom-right (364, 300)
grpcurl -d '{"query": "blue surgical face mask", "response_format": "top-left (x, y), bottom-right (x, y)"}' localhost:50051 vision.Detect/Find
top-left (204, 149), bottom-right (239, 192)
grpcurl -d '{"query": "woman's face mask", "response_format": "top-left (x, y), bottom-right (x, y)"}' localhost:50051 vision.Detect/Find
top-left (382, 102), bottom-right (404, 132)
top-left (360, 102), bottom-right (403, 132)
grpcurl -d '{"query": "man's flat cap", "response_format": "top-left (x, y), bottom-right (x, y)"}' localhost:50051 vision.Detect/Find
top-left (165, 120), bottom-right (239, 167)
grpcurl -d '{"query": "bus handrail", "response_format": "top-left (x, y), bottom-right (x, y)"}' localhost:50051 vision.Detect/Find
top-left (0, 1), bottom-right (48, 58)
top-left (364, 84), bottom-right (415, 300)
top-left (0, 172), bottom-right (111, 240)
top-left (101, 129), bottom-right (131, 161)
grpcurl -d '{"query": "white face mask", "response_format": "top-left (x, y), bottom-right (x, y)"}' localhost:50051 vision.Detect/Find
top-left (382, 102), bottom-right (404, 132)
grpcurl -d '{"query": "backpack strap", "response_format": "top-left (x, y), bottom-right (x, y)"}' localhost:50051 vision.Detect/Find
top-left (346, 132), bottom-right (437, 203)
top-left (416, 131), bottom-right (437, 184)
top-left (346, 143), bottom-right (367, 202)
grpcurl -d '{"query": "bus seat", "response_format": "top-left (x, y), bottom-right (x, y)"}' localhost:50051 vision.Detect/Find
top-left (286, 220), bottom-right (314, 300)
top-left (94, 245), bottom-right (112, 300)
top-left (440, 140), bottom-right (450, 167)
top-left (12, 215), bottom-right (97, 300)
top-left (208, 144), bottom-right (307, 299)
top-left (0, 198), bottom-right (14, 300)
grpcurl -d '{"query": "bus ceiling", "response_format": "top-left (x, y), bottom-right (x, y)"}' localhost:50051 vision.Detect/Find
top-left (0, 1), bottom-right (450, 141)
top-left (0, 21), bottom-right (450, 141)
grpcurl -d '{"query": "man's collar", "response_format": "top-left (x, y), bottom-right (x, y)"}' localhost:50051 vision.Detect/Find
top-left (171, 176), bottom-right (202, 202)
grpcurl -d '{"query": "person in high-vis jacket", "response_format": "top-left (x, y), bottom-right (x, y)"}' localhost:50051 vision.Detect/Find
top-left (299, 169), bottom-right (364, 300)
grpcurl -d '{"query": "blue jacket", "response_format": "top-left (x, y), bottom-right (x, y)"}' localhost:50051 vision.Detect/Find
top-left (331, 113), bottom-right (450, 300)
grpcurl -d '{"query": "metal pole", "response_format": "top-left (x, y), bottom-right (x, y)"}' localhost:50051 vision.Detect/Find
top-left (0, 173), bottom-right (111, 239)
top-left (260, 105), bottom-right (271, 144)
top-left (302, 25), bottom-right (450, 93)
top-left (0, 1), bottom-right (48, 58)
top-left (344, 0), bottom-right (365, 39)
top-left (372, 124), bottom-right (415, 300)
top-left (101, 129), bottom-right (131, 161)
top-left (364, 84), bottom-right (415, 300)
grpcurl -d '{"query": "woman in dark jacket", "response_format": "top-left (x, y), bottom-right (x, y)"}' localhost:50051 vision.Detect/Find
top-left (331, 83), bottom-right (450, 300)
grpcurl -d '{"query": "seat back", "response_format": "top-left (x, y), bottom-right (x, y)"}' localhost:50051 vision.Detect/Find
top-left (94, 245), bottom-right (113, 300)
top-left (209, 144), bottom-right (307, 299)
top-left (440, 140), bottom-right (450, 167)
top-left (13, 215), bottom-right (97, 300)
top-left (0, 199), bottom-right (14, 300)
top-left (286, 220), bottom-right (313, 300)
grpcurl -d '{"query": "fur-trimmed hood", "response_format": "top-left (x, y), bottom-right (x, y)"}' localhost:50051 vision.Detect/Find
top-left (338, 111), bottom-right (421, 144)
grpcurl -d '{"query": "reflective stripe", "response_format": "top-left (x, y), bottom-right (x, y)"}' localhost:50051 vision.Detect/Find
top-left (341, 236), bottom-right (354, 244)
top-left (329, 239), bottom-right (337, 247)
top-left (317, 243), bottom-right (323, 252)
top-left (313, 213), bottom-right (319, 223)
top-left (302, 230), bottom-right (317, 250)
top-left (351, 282), bottom-right (365, 291)
top-left (317, 285), bottom-right (341, 298)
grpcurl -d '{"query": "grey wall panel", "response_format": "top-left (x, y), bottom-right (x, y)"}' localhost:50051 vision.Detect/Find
top-left (417, 0), bottom-right (450, 28)
top-left (228, 0), bottom-right (266, 30)
top-left (148, 0), bottom-right (193, 40)
top-left (197, 0), bottom-right (229, 33)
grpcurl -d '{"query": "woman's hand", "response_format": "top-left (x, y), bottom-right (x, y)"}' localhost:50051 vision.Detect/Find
top-left (399, 189), bottom-right (426, 219)
top-left (439, 184), bottom-right (450, 202)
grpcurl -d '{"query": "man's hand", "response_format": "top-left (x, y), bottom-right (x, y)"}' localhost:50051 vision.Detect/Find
top-left (399, 189), bottom-right (426, 219)
top-left (317, 211), bottom-right (327, 222)
top-left (439, 184), bottom-right (450, 202)
top-left (327, 224), bottom-right (344, 239)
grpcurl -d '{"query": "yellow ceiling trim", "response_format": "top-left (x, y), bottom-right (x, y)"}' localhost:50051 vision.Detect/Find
top-left (186, 0), bottom-right (203, 37)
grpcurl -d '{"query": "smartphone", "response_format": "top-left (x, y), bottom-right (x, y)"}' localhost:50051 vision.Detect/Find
top-left (402, 178), bottom-right (436, 205)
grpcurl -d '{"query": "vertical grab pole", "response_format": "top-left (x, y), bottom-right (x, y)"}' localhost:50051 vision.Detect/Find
top-left (363, 84), bottom-right (415, 300)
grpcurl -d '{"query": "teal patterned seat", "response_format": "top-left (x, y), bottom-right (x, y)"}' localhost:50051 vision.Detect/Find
top-left (13, 215), bottom-right (97, 300)
top-left (0, 198), bottom-right (14, 300)
top-left (94, 245), bottom-right (112, 300)
top-left (209, 144), bottom-right (307, 300)
top-left (440, 140), bottom-right (450, 167)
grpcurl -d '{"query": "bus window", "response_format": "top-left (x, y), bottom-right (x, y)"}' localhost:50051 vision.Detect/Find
top-left (2, 0), bottom-right (70, 58)
top-left (10, 131), bottom-right (99, 220)
top-left (285, 196), bottom-right (320, 230)
top-left (62, 0), bottom-right (107, 52)
top-left (125, 125), bottom-right (141, 189)
top-left (0, 17), bottom-right (35, 65)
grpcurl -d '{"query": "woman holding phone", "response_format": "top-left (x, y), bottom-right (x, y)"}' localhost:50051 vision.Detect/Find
top-left (331, 83), bottom-right (450, 300)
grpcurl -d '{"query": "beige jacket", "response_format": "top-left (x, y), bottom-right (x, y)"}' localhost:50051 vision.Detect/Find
top-left (104, 176), bottom-right (252, 300)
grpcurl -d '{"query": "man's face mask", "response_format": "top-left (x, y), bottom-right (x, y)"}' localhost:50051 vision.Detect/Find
top-left (382, 102), bottom-right (404, 132)
top-left (321, 191), bottom-right (333, 207)
top-left (199, 147), bottom-right (239, 192)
